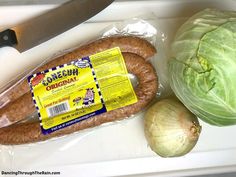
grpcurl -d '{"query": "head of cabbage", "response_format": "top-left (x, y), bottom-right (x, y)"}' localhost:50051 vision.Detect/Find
top-left (169, 9), bottom-right (236, 126)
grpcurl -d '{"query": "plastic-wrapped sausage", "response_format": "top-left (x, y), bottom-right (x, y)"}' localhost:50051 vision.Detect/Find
top-left (0, 52), bottom-right (158, 145)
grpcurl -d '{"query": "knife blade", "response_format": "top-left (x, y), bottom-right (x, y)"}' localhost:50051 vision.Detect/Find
top-left (0, 0), bottom-right (114, 52)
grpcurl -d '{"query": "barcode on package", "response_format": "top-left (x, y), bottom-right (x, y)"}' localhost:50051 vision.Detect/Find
top-left (47, 101), bottom-right (70, 117)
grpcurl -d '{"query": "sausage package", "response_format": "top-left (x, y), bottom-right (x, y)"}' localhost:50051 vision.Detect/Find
top-left (0, 19), bottom-right (164, 146)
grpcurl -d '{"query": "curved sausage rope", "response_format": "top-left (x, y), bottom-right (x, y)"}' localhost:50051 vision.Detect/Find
top-left (0, 53), bottom-right (158, 145)
top-left (0, 36), bottom-right (156, 110)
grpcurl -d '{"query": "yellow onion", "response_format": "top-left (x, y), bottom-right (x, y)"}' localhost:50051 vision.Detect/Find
top-left (144, 98), bottom-right (201, 157)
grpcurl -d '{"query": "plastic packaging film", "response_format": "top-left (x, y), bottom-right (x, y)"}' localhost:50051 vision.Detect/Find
top-left (0, 17), bottom-right (169, 169)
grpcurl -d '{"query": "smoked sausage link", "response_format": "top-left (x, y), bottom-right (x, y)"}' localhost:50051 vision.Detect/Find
top-left (0, 53), bottom-right (158, 145)
top-left (0, 36), bottom-right (156, 109)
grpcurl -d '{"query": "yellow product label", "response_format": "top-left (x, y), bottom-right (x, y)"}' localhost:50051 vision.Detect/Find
top-left (28, 47), bottom-right (137, 134)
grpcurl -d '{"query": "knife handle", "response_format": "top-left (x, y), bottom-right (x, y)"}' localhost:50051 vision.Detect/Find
top-left (0, 29), bottom-right (17, 47)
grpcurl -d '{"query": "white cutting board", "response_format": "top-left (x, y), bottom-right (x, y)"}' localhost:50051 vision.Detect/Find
top-left (0, 1), bottom-right (236, 177)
